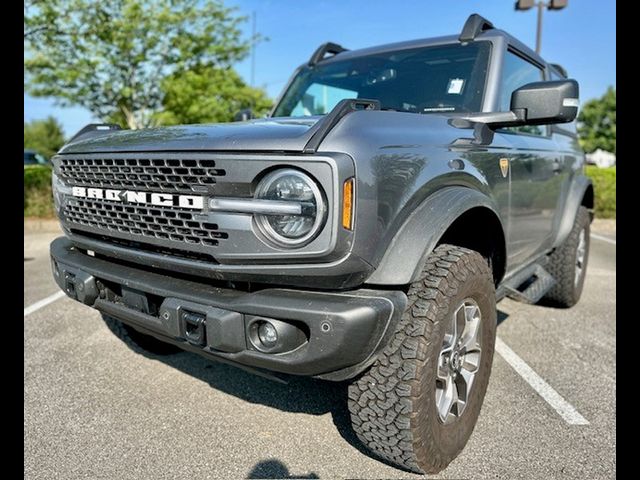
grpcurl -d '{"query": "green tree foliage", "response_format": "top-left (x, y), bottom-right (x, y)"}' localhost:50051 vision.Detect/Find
top-left (585, 166), bottom-right (616, 219)
top-left (578, 87), bottom-right (616, 154)
top-left (24, 0), bottom-right (262, 129)
top-left (155, 66), bottom-right (272, 125)
top-left (24, 166), bottom-right (54, 217)
top-left (24, 116), bottom-right (66, 159)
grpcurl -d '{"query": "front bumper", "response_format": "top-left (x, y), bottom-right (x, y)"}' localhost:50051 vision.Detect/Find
top-left (50, 236), bottom-right (406, 380)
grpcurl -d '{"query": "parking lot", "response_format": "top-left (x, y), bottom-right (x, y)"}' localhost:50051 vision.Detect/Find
top-left (24, 222), bottom-right (615, 479)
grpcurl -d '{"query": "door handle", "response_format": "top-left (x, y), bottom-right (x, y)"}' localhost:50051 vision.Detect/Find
top-left (552, 158), bottom-right (563, 173)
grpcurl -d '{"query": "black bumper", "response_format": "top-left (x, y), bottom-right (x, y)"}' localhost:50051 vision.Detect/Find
top-left (50, 237), bottom-right (406, 380)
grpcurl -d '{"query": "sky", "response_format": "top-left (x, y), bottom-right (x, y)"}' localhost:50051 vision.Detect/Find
top-left (24, 0), bottom-right (616, 137)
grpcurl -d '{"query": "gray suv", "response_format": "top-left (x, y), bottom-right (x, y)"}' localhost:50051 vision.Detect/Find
top-left (49, 14), bottom-right (592, 474)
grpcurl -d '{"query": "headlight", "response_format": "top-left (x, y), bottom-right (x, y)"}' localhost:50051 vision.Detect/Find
top-left (254, 169), bottom-right (326, 247)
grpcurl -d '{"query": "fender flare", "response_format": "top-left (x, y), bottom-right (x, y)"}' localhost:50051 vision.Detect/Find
top-left (366, 186), bottom-right (505, 285)
top-left (553, 174), bottom-right (594, 248)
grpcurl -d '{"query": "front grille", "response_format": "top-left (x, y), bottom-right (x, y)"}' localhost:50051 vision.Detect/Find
top-left (70, 230), bottom-right (218, 263)
top-left (58, 157), bottom-right (226, 193)
top-left (63, 198), bottom-right (228, 247)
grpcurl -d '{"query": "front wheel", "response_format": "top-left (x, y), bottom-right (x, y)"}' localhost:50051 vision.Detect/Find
top-left (347, 244), bottom-right (496, 474)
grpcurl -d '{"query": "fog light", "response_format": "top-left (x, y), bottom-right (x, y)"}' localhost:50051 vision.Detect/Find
top-left (258, 321), bottom-right (278, 348)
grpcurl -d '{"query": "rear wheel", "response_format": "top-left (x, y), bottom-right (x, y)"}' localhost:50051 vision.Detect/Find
top-left (543, 206), bottom-right (590, 307)
top-left (102, 314), bottom-right (182, 355)
top-left (347, 244), bottom-right (496, 474)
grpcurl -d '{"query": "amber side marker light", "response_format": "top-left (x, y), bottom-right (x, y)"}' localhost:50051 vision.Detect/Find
top-left (342, 178), bottom-right (355, 230)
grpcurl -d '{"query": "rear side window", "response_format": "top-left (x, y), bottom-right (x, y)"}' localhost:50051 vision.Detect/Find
top-left (499, 50), bottom-right (546, 136)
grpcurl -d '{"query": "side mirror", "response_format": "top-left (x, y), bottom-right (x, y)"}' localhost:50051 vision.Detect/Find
top-left (452, 79), bottom-right (580, 130)
top-left (234, 108), bottom-right (254, 122)
top-left (510, 79), bottom-right (579, 125)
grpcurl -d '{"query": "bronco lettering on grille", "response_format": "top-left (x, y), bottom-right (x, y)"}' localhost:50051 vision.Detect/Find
top-left (71, 186), bottom-right (204, 210)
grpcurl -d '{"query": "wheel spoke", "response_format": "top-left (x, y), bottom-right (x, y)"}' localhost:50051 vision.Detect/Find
top-left (437, 350), bottom-right (450, 380)
top-left (460, 305), bottom-right (481, 353)
top-left (458, 368), bottom-right (475, 402)
top-left (437, 374), bottom-right (458, 420)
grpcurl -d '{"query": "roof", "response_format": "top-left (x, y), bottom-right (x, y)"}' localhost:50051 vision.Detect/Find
top-left (314, 28), bottom-right (549, 69)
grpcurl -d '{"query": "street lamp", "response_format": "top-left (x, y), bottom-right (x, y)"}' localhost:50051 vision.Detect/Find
top-left (515, 0), bottom-right (568, 55)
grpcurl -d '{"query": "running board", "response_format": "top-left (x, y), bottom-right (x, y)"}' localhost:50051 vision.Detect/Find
top-left (502, 264), bottom-right (556, 305)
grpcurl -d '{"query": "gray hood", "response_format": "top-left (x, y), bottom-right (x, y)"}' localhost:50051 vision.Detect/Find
top-left (59, 117), bottom-right (322, 154)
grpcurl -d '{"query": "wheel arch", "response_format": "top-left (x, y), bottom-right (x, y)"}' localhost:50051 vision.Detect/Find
top-left (366, 186), bottom-right (507, 286)
top-left (553, 174), bottom-right (594, 248)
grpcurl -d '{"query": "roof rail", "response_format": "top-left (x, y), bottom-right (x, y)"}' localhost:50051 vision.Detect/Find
top-left (459, 14), bottom-right (495, 43)
top-left (308, 42), bottom-right (348, 66)
top-left (69, 123), bottom-right (122, 143)
top-left (549, 63), bottom-right (568, 78)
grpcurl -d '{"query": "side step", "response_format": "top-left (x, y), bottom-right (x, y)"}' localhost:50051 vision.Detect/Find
top-left (503, 264), bottom-right (556, 305)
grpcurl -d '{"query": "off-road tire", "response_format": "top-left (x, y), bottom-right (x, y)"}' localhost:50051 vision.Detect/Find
top-left (347, 244), bottom-right (496, 474)
top-left (102, 314), bottom-right (182, 355)
top-left (543, 206), bottom-right (590, 308)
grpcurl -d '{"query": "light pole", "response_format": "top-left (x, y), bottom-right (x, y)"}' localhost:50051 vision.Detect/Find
top-left (515, 0), bottom-right (568, 55)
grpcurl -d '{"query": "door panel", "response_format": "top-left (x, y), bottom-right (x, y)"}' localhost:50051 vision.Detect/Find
top-left (500, 134), bottom-right (568, 269)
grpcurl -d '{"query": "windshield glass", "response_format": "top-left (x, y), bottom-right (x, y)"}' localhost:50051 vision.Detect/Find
top-left (273, 42), bottom-right (491, 117)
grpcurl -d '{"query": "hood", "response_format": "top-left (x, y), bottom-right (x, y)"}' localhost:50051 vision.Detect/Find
top-left (59, 117), bottom-right (322, 154)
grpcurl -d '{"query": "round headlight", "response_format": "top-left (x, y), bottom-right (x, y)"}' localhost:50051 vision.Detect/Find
top-left (254, 169), bottom-right (326, 247)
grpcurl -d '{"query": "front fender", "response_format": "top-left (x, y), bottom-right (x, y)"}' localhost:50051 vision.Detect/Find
top-left (366, 186), bottom-right (504, 285)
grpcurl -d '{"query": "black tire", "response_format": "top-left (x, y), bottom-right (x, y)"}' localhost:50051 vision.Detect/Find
top-left (543, 206), bottom-right (590, 308)
top-left (102, 314), bottom-right (182, 355)
top-left (347, 244), bottom-right (496, 474)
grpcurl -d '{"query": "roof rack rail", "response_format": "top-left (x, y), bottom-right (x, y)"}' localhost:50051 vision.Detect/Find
top-left (549, 63), bottom-right (568, 78)
top-left (69, 123), bottom-right (122, 143)
top-left (459, 14), bottom-right (495, 43)
top-left (308, 42), bottom-right (348, 66)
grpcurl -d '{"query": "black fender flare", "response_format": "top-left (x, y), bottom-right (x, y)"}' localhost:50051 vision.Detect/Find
top-left (553, 174), bottom-right (594, 248)
top-left (366, 186), bottom-right (506, 285)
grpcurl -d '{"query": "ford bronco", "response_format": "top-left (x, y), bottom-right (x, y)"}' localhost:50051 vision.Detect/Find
top-left (49, 14), bottom-right (593, 473)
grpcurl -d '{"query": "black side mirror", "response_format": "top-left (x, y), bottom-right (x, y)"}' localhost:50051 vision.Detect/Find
top-left (511, 79), bottom-right (579, 125)
top-left (234, 108), bottom-right (254, 122)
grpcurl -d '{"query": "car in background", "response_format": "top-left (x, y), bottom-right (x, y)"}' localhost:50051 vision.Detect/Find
top-left (24, 149), bottom-right (50, 166)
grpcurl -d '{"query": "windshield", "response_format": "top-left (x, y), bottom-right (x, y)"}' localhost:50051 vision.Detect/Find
top-left (273, 42), bottom-right (491, 117)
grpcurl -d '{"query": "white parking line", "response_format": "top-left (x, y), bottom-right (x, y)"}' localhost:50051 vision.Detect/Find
top-left (591, 233), bottom-right (616, 245)
top-left (495, 336), bottom-right (589, 425)
top-left (24, 290), bottom-right (66, 317)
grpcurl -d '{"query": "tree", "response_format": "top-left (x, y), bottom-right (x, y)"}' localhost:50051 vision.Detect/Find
top-left (577, 86), bottom-right (616, 154)
top-left (24, 117), bottom-right (66, 159)
top-left (155, 66), bottom-right (272, 125)
top-left (24, 0), bottom-right (256, 129)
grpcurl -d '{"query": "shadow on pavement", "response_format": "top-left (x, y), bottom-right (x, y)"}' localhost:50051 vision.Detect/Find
top-left (497, 309), bottom-right (509, 325)
top-left (248, 459), bottom-right (318, 479)
top-left (129, 341), bottom-right (410, 472)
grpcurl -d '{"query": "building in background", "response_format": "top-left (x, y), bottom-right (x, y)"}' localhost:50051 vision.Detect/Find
top-left (586, 148), bottom-right (616, 168)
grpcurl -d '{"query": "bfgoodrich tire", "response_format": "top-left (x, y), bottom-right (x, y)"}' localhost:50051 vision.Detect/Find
top-left (543, 206), bottom-right (590, 308)
top-left (348, 244), bottom-right (496, 474)
top-left (102, 314), bottom-right (182, 355)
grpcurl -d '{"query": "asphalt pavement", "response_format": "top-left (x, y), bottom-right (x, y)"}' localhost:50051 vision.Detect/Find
top-left (24, 223), bottom-right (616, 479)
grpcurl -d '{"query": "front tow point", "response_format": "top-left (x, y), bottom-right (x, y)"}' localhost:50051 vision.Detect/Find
top-left (181, 311), bottom-right (207, 346)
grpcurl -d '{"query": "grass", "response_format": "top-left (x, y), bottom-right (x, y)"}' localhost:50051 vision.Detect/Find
top-left (585, 165), bottom-right (616, 219)
top-left (24, 165), bottom-right (55, 218)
